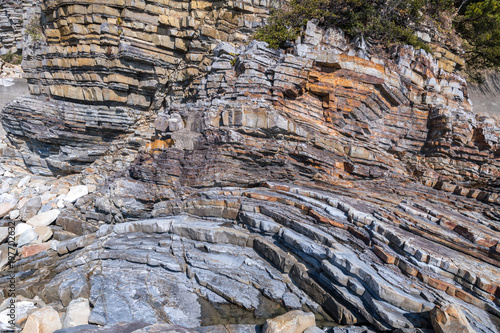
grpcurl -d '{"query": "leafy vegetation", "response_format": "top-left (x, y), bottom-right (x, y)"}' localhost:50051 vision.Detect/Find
top-left (255, 0), bottom-right (453, 50)
top-left (455, 0), bottom-right (500, 71)
top-left (26, 18), bottom-right (44, 42)
top-left (0, 52), bottom-right (22, 65)
top-left (255, 0), bottom-right (500, 73)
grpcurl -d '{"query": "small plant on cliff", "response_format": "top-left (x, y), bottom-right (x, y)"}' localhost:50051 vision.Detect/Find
top-left (229, 52), bottom-right (239, 66)
top-left (0, 52), bottom-right (22, 65)
top-left (26, 18), bottom-right (44, 42)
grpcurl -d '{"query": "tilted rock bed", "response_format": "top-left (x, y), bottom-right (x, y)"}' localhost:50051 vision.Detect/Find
top-left (1, 182), bottom-right (499, 331)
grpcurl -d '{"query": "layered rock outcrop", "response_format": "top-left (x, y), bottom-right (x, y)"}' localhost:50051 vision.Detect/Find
top-left (0, 0), bottom-right (24, 55)
top-left (3, 0), bottom-right (272, 174)
top-left (0, 0), bottom-right (40, 55)
top-left (0, 0), bottom-right (499, 332)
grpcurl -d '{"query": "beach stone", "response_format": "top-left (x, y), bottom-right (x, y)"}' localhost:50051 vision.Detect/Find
top-left (0, 202), bottom-right (15, 218)
top-left (17, 228), bottom-right (38, 248)
top-left (21, 242), bottom-right (53, 257)
top-left (23, 306), bottom-right (62, 333)
top-left (0, 244), bottom-right (9, 270)
top-left (64, 186), bottom-right (89, 203)
top-left (34, 226), bottom-right (53, 242)
top-left (15, 223), bottom-right (32, 238)
top-left (133, 324), bottom-right (198, 332)
top-left (9, 209), bottom-right (20, 220)
top-left (262, 310), bottom-right (316, 333)
top-left (26, 209), bottom-right (61, 227)
top-left (19, 197), bottom-right (42, 222)
top-left (0, 227), bottom-right (8, 244)
top-left (63, 298), bottom-right (91, 328)
top-left (0, 299), bottom-right (37, 325)
top-left (18, 175), bottom-right (31, 187)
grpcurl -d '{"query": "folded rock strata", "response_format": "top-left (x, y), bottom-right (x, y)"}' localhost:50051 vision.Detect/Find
top-left (0, 0), bottom-right (498, 332)
top-left (2, 181), bottom-right (500, 331)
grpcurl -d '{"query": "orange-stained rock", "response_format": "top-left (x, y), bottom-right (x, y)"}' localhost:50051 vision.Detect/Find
top-left (430, 305), bottom-right (476, 333)
top-left (309, 209), bottom-right (345, 229)
top-left (21, 242), bottom-right (52, 258)
top-left (348, 227), bottom-right (370, 245)
top-left (373, 245), bottom-right (396, 264)
top-left (145, 139), bottom-right (175, 153)
top-left (427, 276), bottom-right (451, 292)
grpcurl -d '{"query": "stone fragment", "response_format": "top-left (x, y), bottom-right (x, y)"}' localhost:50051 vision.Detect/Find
top-left (0, 299), bottom-right (37, 325)
top-left (23, 306), bottom-right (62, 333)
top-left (54, 322), bottom-right (149, 332)
top-left (0, 244), bottom-right (9, 270)
top-left (34, 226), bottom-right (53, 242)
top-left (430, 305), bottom-right (475, 333)
top-left (373, 245), bottom-right (396, 264)
top-left (214, 42), bottom-right (236, 56)
top-left (3, 171), bottom-right (15, 178)
top-left (17, 175), bottom-right (31, 187)
top-left (19, 197), bottom-right (42, 222)
top-left (0, 202), bottom-right (15, 218)
top-left (21, 242), bottom-right (52, 258)
top-left (0, 227), bottom-right (8, 244)
top-left (17, 229), bottom-right (38, 248)
top-left (262, 310), bottom-right (316, 333)
top-left (132, 324), bottom-right (198, 332)
top-left (303, 327), bottom-right (324, 333)
top-left (26, 210), bottom-right (61, 227)
top-left (15, 223), bottom-right (32, 238)
top-left (9, 210), bottom-right (20, 220)
top-left (63, 298), bottom-right (91, 328)
top-left (64, 186), bottom-right (89, 203)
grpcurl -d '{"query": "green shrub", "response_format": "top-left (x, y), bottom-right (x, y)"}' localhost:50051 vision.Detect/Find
top-left (255, 0), bottom-right (500, 74)
top-left (26, 18), bottom-right (44, 42)
top-left (455, 0), bottom-right (500, 71)
top-left (255, 0), bottom-right (453, 50)
top-left (0, 52), bottom-right (22, 65)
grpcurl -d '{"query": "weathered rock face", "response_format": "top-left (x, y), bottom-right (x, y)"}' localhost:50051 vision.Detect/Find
top-left (0, 0), bottom-right (499, 332)
top-left (2, 4), bottom-right (498, 191)
top-left (0, 1), bottom-right (24, 55)
top-left (0, 0), bottom-right (41, 55)
top-left (2, 0), bottom-right (272, 175)
top-left (430, 304), bottom-right (477, 333)
top-left (2, 180), bottom-right (500, 331)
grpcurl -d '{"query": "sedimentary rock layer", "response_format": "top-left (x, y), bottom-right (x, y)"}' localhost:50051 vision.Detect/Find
top-left (2, 180), bottom-right (500, 331)
top-left (0, 0), bottom-right (40, 55)
top-left (2, 0), bottom-right (272, 174)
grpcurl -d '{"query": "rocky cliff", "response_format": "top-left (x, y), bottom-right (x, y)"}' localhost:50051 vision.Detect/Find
top-left (0, 0), bottom-right (499, 332)
top-left (0, 0), bottom-right (40, 55)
